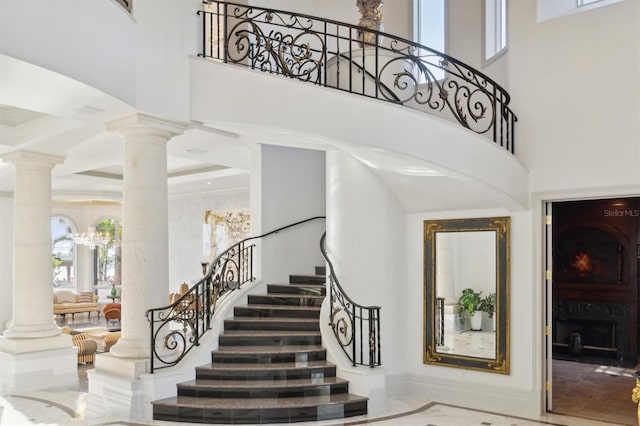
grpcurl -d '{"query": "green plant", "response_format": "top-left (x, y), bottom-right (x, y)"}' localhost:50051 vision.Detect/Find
top-left (458, 288), bottom-right (483, 324)
top-left (479, 292), bottom-right (496, 318)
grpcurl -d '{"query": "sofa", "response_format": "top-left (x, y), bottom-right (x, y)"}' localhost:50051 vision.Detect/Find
top-left (60, 326), bottom-right (98, 364)
top-left (53, 290), bottom-right (101, 320)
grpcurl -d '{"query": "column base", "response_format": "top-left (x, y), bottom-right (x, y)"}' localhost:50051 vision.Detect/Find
top-left (0, 333), bottom-right (71, 354)
top-left (3, 322), bottom-right (62, 340)
top-left (0, 346), bottom-right (77, 394)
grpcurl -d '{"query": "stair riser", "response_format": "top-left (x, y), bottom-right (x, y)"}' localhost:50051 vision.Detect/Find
top-left (218, 335), bottom-right (322, 346)
top-left (248, 295), bottom-right (324, 307)
top-left (153, 400), bottom-right (367, 424)
top-left (234, 307), bottom-right (320, 319)
top-left (289, 275), bottom-right (325, 284)
top-left (177, 383), bottom-right (349, 399)
top-left (267, 284), bottom-right (326, 296)
top-left (224, 320), bottom-right (319, 332)
top-left (315, 266), bottom-right (326, 276)
top-left (196, 367), bottom-right (336, 381)
top-left (212, 351), bottom-right (326, 364)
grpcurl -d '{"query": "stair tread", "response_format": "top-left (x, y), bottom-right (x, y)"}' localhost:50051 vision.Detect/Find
top-left (252, 294), bottom-right (325, 298)
top-left (222, 330), bottom-right (321, 336)
top-left (198, 360), bottom-right (334, 371)
top-left (226, 317), bottom-right (318, 323)
top-left (153, 393), bottom-right (367, 409)
top-left (215, 345), bottom-right (325, 354)
top-left (269, 283), bottom-right (326, 287)
top-left (238, 304), bottom-right (321, 311)
top-left (179, 377), bottom-right (347, 389)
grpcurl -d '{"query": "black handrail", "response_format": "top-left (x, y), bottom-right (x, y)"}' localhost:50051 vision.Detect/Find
top-left (320, 232), bottom-right (381, 368)
top-left (146, 216), bottom-right (326, 373)
top-left (198, 1), bottom-right (516, 153)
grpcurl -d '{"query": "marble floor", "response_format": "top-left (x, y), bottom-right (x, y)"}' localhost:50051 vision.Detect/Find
top-left (1, 316), bottom-right (631, 425)
top-left (0, 367), bottom-right (627, 426)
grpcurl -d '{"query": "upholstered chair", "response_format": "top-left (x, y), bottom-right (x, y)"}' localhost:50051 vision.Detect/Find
top-left (61, 326), bottom-right (98, 364)
top-left (103, 302), bottom-right (122, 321)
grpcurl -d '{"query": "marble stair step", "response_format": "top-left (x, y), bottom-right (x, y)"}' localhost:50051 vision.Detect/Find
top-left (177, 376), bottom-right (349, 398)
top-left (152, 393), bottom-right (368, 423)
top-left (267, 283), bottom-right (326, 296)
top-left (234, 304), bottom-right (321, 319)
top-left (195, 360), bottom-right (336, 381)
top-left (218, 330), bottom-right (322, 346)
top-left (212, 344), bottom-right (327, 364)
top-left (224, 317), bottom-right (320, 331)
top-left (289, 274), bottom-right (326, 285)
top-left (248, 294), bottom-right (325, 307)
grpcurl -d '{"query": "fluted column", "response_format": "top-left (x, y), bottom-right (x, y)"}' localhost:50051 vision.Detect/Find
top-left (0, 151), bottom-right (64, 343)
top-left (106, 114), bottom-right (185, 360)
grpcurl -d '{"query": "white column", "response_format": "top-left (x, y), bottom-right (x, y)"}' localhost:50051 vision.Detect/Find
top-left (0, 150), bottom-right (76, 394)
top-left (102, 114), bottom-right (185, 362)
top-left (1, 151), bottom-right (65, 341)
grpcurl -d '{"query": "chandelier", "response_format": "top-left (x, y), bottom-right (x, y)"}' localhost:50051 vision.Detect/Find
top-left (74, 227), bottom-right (111, 249)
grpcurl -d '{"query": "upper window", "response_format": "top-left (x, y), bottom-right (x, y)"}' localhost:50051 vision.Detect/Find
top-left (538, 0), bottom-right (624, 22)
top-left (52, 216), bottom-right (76, 289)
top-left (413, 0), bottom-right (446, 82)
top-left (484, 0), bottom-right (507, 64)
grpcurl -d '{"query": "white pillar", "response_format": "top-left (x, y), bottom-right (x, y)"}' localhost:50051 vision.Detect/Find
top-left (106, 114), bottom-right (186, 362)
top-left (0, 150), bottom-right (76, 393)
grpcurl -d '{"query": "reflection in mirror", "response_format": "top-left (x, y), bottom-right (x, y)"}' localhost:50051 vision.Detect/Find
top-left (435, 231), bottom-right (496, 359)
top-left (424, 217), bottom-right (510, 374)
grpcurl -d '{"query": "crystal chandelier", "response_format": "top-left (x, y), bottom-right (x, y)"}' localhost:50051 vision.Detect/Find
top-left (73, 227), bottom-right (111, 249)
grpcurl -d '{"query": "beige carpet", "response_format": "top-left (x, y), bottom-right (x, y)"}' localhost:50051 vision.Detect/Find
top-left (552, 359), bottom-right (637, 425)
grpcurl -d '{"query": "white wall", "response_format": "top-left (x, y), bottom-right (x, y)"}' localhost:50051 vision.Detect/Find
top-left (405, 208), bottom-right (536, 416)
top-left (0, 0), bottom-right (136, 106)
top-left (0, 194), bottom-right (14, 331)
top-left (255, 145), bottom-right (326, 284)
top-left (509, 0), bottom-right (640, 191)
top-left (168, 189), bottom-right (250, 291)
top-left (326, 151), bottom-right (406, 373)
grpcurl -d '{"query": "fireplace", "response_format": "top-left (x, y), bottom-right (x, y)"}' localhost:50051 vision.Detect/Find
top-left (552, 300), bottom-right (631, 365)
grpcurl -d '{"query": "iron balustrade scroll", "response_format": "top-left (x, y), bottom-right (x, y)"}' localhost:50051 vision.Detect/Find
top-left (146, 216), bottom-right (326, 373)
top-left (320, 233), bottom-right (381, 368)
top-left (198, 1), bottom-right (516, 153)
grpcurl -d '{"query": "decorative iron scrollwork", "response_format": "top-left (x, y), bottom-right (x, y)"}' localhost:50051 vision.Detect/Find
top-left (198, 1), bottom-right (516, 153)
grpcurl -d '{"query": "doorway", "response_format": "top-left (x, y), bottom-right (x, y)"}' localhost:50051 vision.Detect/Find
top-left (546, 196), bottom-right (639, 425)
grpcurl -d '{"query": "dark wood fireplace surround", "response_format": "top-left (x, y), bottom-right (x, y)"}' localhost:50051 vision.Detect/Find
top-left (552, 197), bottom-right (639, 366)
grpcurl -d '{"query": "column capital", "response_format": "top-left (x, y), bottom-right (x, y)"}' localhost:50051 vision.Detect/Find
top-left (1, 150), bottom-right (65, 169)
top-left (106, 113), bottom-right (187, 140)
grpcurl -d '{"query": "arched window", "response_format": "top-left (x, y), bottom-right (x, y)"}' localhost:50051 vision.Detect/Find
top-left (94, 218), bottom-right (122, 287)
top-left (51, 216), bottom-right (76, 289)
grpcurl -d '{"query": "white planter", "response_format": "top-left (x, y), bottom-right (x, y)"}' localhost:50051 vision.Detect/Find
top-left (469, 312), bottom-right (483, 331)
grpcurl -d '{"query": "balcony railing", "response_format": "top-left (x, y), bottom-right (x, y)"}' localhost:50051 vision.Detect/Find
top-left (198, 1), bottom-right (517, 154)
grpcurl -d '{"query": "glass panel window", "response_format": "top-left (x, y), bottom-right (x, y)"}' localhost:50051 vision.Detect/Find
top-left (485, 0), bottom-right (507, 63)
top-left (414, 0), bottom-right (446, 81)
top-left (52, 216), bottom-right (76, 289)
top-left (94, 218), bottom-right (122, 288)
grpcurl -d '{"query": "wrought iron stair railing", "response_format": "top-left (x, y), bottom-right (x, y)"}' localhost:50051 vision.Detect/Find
top-left (198, 1), bottom-right (516, 153)
top-left (146, 216), bottom-right (326, 373)
top-left (320, 232), bottom-right (381, 368)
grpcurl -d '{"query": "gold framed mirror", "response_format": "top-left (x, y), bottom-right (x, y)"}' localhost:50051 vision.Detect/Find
top-left (423, 217), bottom-right (510, 374)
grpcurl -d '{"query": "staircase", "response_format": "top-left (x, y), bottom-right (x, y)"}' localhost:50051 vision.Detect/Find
top-left (152, 266), bottom-right (369, 424)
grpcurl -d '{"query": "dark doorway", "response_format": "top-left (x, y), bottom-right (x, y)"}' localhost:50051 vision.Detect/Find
top-left (549, 196), bottom-right (640, 425)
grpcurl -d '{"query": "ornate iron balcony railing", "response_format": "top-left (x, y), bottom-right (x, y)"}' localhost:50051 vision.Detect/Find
top-left (146, 216), bottom-right (326, 373)
top-left (320, 233), bottom-right (381, 368)
top-left (198, 1), bottom-right (516, 154)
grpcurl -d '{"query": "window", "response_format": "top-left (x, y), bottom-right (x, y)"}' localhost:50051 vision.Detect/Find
top-left (538, 0), bottom-right (624, 22)
top-left (577, 0), bottom-right (604, 6)
top-left (484, 0), bottom-right (507, 64)
top-left (94, 218), bottom-right (121, 287)
top-left (413, 0), bottom-right (446, 81)
top-left (52, 216), bottom-right (76, 289)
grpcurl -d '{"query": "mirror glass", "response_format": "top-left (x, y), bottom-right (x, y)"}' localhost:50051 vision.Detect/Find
top-left (423, 217), bottom-right (510, 374)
